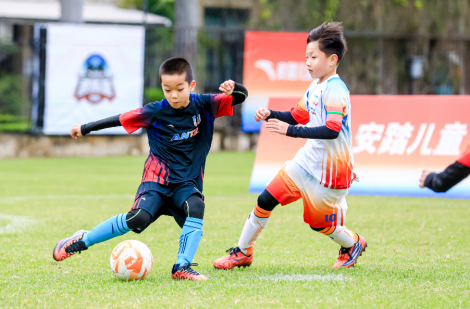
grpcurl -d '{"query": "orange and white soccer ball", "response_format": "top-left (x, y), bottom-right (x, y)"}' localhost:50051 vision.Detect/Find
top-left (110, 240), bottom-right (153, 281)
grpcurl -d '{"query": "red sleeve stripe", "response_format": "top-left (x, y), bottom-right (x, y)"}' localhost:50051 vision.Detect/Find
top-left (458, 144), bottom-right (470, 167)
top-left (326, 106), bottom-right (343, 113)
top-left (213, 94), bottom-right (233, 118)
top-left (325, 106), bottom-right (343, 132)
top-left (290, 107), bottom-right (310, 125)
top-left (326, 120), bottom-right (342, 132)
top-left (119, 108), bottom-right (150, 134)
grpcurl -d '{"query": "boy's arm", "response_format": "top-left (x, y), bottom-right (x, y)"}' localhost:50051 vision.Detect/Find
top-left (263, 96), bottom-right (310, 125)
top-left (264, 88), bottom-right (342, 139)
top-left (266, 110), bottom-right (299, 125)
top-left (420, 144), bottom-right (470, 192)
top-left (287, 80), bottom-right (346, 139)
top-left (286, 125), bottom-right (339, 139)
top-left (71, 103), bottom-right (157, 138)
top-left (80, 115), bottom-right (122, 136)
top-left (421, 162), bottom-right (470, 192)
top-left (231, 83), bottom-right (248, 106)
top-left (71, 114), bottom-right (122, 138)
top-left (206, 80), bottom-right (248, 118)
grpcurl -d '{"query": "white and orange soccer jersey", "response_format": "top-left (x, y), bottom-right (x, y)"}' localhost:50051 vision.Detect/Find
top-left (290, 74), bottom-right (357, 189)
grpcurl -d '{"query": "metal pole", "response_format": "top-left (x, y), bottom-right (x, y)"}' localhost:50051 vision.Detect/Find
top-left (143, 0), bottom-right (149, 28)
top-left (174, 0), bottom-right (200, 81)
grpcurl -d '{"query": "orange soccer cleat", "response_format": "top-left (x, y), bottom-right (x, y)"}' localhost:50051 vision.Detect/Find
top-left (171, 263), bottom-right (208, 281)
top-left (213, 247), bottom-right (253, 270)
top-left (53, 230), bottom-right (88, 261)
top-left (333, 234), bottom-right (367, 269)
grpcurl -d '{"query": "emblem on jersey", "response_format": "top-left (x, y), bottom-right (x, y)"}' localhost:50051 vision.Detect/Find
top-left (308, 105), bottom-right (316, 115)
top-left (75, 54), bottom-right (115, 104)
top-left (193, 115), bottom-right (201, 127)
top-left (312, 94), bottom-right (319, 106)
top-left (171, 115), bottom-right (201, 141)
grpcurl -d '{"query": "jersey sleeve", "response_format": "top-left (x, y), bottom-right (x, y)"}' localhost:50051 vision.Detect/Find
top-left (119, 102), bottom-right (159, 134)
top-left (290, 95), bottom-right (310, 125)
top-left (458, 142), bottom-right (470, 167)
top-left (199, 94), bottom-right (234, 118)
top-left (323, 79), bottom-right (349, 132)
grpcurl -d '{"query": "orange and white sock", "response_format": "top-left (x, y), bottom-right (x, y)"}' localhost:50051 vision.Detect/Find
top-left (318, 226), bottom-right (358, 248)
top-left (237, 204), bottom-right (272, 256)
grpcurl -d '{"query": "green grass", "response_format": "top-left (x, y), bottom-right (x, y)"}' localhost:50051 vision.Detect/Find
top-left (0, 152), bottom-right (469, 308)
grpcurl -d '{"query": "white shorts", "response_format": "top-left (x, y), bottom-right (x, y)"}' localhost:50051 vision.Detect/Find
top-left (266, 161), bottom-right (349, 230)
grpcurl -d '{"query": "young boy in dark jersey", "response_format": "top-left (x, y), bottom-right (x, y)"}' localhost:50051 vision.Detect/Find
top-left (52, 57), bottom-right (248, 281)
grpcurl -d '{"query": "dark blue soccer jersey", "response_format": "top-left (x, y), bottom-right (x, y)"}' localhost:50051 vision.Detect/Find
top-left (119, 93), bottom-right (233, 192)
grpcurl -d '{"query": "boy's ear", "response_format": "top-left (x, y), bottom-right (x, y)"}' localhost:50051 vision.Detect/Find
top-left (330, 54), bottom-right (339, 66)
top-left (189, 80), bottom-right (196, 92)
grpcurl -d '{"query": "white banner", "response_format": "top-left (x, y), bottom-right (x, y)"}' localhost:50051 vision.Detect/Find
top-left (44, 23), bottom-right (145, 135)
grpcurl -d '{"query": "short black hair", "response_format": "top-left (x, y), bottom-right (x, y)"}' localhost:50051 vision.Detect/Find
top-left (159, 57), bottom-right (193, 84)
top-left (307, 22), bottom-right (347, 62)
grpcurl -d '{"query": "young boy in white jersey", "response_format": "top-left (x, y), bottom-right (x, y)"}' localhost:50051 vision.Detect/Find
top-left (213, 22), bottom-right (367, 270)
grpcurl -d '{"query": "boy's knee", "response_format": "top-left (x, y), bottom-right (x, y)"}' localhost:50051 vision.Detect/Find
top-left (185, 194), bottom-right (205, 220)
top-left (126, 208), bottom-right (152, 230)
top-left (257, 190), bottom-right (279, 211)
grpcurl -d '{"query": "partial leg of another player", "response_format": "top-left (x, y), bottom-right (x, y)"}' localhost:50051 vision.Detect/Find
top-left (314, 225), bottom-right (367, 268)
top-left (53, 193), bottom-right (156, 261)
top-left (213, 190), bottom-right (278, 270)
top-left (296, 162), bottom-right (367, 269)
top-left (213, 163), bottom-right (302, 270)
top-left (213, 161), bottom-right (367, 270)
top-left (171, 194), bottom-right (208, 281)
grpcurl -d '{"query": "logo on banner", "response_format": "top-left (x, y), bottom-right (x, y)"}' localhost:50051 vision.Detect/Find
top-left (254, 60), bottom-right (311, 81)
top-left (75, 54), bottom-right (116, 104)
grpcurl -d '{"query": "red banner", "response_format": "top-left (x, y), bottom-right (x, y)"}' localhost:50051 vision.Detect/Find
top-left (243, 31), bottom-right (311, 96)
top-left (250, 96), bottom-right (470, 198)
top-left (242, 31), bottom-right (310, 132)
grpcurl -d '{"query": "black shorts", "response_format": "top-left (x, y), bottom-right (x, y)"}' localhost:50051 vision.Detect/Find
top-left (130, 181), bottom-right (203, 232)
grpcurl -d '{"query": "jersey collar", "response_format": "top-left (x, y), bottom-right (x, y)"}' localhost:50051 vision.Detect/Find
top-left (314, 74), bottom-right (339, 85)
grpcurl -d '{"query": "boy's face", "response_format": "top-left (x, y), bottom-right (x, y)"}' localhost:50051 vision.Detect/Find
top-left (305, 41), bottom-right (338, 80)
top-left (161, 73), bottom-right (196, 109)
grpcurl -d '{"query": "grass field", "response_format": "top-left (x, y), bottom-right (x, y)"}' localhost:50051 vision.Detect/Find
top-left (1, 152), bottom-right (470, 308)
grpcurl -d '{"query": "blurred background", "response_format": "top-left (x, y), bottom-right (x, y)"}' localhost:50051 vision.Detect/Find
top-left (0, 0), bottom-right (469, 158)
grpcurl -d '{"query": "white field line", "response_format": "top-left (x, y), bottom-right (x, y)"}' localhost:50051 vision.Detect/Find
top-left (260, 274), bottom-right (351, 282)
top-left (0, 194), bottom-right (135, 203)
top-left (0, 214), bottom-right (36, 235)
top-left (0, 194), bottom-right (249, 203)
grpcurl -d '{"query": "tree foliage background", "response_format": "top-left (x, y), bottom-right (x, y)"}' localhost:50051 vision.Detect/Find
top-left (249, 0), bottom-right (470, 35)
top-left (120, 0), bottom-right (470, 36)
top-left (120, 0), bottom-right (175, 21)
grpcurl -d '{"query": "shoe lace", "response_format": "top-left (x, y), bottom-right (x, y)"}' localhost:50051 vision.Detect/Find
top-left (226, 247), bottom-right (241, 256)
top-left (339, 247), bottom-right (349, 258)
top-left (65, 240), bottom-right (87, 255)
top-left (181, 263), bottom-right (201, 276)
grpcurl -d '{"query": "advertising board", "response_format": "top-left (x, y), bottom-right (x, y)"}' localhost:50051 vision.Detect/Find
top-left (43, 23), bottom-right (145, 135)
top-left (250, 96), bottom-right (470, 198)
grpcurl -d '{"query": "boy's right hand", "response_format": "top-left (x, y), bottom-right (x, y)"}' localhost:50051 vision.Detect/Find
top-left (70, 125), bottom-right (83, 139)
top-left (254, 107), bottom-right (271, 122)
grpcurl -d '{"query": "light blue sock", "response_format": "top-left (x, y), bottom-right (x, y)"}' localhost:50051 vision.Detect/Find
top-left (82, 213), bottom-right (131, 248)
top-left (176, 217), bottom-right (203, 267)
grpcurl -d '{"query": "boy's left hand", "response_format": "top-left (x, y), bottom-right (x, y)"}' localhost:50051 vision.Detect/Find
top-left (265, 119), bottom-right (289, 135)
top-left (219, 80), bottom-right (235, 95)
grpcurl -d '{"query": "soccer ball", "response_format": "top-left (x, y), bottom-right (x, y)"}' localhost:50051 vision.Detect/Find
top-left (110, 240), bottom-right (153, 281)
